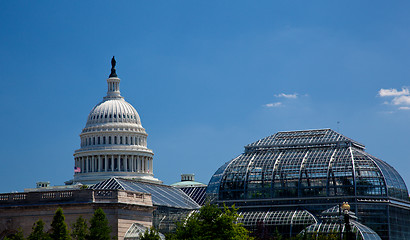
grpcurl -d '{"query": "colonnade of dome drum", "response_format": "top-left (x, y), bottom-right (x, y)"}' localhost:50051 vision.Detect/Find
top-left (74, 154), bottom-right (153, 174)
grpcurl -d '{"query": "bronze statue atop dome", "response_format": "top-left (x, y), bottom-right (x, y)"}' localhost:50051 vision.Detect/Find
top-left (109, 56), bottom-right (117, 78)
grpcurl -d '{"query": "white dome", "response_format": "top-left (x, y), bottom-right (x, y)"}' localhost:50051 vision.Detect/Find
top-left (85, 99), bottom-right (142, 128)
top-left (72, 57), bottom-right (161, 185)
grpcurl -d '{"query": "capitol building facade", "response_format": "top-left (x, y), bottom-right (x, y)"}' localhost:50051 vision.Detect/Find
top-left (72, 57), bottom-right (160, 185)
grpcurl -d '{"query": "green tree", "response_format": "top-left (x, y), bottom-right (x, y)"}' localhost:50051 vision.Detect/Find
top-left (87, 208), bottom-right (111, 240)
top-left (139, 227), bottom-right (161, 240)
top-left (168, 203), bottom-right (253, 240)
top-left (50, 208), bottom-right (71, 240)
top-left (28, 219), bottom-right (50, 240)
top-left (4, 228), bottom-right (25, 240)
top-left (71, 216), bottom-right (88, 240)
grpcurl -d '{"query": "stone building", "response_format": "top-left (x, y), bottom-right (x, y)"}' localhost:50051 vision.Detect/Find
top-left (0, 189), bottom-right (154, 239)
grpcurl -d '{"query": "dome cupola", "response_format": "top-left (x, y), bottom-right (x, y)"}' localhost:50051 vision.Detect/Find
top-left (73, 57), bottom-right (161, 185)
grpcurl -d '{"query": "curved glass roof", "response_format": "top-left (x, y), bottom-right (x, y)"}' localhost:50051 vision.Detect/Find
top-left (238, 210), bottom-right (317, 227)
top-left (304, 220), bottom-right (381, 240)
top-left (207, 129), bottom-right (409, 202)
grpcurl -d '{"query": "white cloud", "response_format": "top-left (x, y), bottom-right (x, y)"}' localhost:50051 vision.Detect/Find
top-left (275, 93), bottom-right (298, 99)
top-left (392, 95), bottom-right (410, 105)
top-left (378, 88), bottom-right (409, 97)
top-left (378, 87), bottom-right (410, 110)
top-left (265, 102), bottom-right (282, 108)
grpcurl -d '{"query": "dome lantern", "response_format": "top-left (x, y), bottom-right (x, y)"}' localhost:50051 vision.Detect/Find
top-left (105, 56), bottom-right (122, 100)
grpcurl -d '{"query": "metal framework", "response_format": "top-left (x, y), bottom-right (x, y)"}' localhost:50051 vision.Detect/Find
top-left (207, 129), bottom-right (410, 240)
top-left (92, 177), bottom-right (200, 233)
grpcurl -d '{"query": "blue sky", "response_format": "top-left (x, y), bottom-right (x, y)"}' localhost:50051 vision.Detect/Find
top-left (1, 1), bottom-right (410, 193)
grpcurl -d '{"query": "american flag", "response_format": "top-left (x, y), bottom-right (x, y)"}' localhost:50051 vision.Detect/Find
top-left (74, 167), bottom-right (81, 173)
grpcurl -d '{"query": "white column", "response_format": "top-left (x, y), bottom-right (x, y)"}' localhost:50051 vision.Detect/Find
top-left (104, 155), bottom-right (108, 172)
top-left (111, 155), bottom-right (114, 171)
top-left (86, 156), bottom-right (89, 173)
top-left (125, 155), bottom-right (128, 172)
top-left (98, 155), bottom-right (101, 172)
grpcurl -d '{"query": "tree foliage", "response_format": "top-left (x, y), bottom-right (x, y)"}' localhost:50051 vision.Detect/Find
top-left (139, 227), bottom-right (161, 240)
top-left (4, 228), bottom-right (25, 240)
top-left (168, 203), bottom-right (253, 240)
top-left (71, 216), bottom-right (88, 240)
top-left (87, 208), bottom-right (111, 240)
top-left (28, 219), bottom-right (50, 240)
top-left (50, 208), bottom-right (71, 240)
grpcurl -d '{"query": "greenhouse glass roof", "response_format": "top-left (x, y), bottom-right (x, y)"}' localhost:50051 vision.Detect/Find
top-left (246, 129), bottom-right (365, 150)
top-left (304, 220), bottom-right (381, 240)
top-left (208, 129), bottom-right (409, 202)
top-left (124, 223), bottom-right (165, 240)
top-left (238, 210), bottom-right (317, 227)
top-left (91, 178), bottom-right (200, 209)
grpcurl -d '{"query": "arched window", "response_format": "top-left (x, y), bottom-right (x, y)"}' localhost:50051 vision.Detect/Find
top-left (98, 137), bottom-right (100, 145)
top-left (130, 137), bottom-right (133, 145)
top-left (109, 136), bottom-right (112, 144)
top-left (93, 137), bottom-right (95, 145)
top-left (126, 137), bottom-right (128, 145)
top-left (103, 136), bottom-right (106, 144)
top-left (114, 136), bottom-right (117, 144)
top-left (120, 136), bottom-right (123, 144)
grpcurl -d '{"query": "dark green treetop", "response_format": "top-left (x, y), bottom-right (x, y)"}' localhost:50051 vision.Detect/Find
top-left (71, 216), bottom-right (88, 240)
top-left (50, 208), bottom-right (70, 240)
top-left (28, 219), bottom-right (50, 240)
top-left (4, 228), bottom-right (25, 240)
top-left (87, 208), bottom-right (111, 240)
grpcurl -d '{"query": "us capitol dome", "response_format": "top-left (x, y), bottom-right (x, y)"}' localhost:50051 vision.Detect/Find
top-left (72, 57), bottom-right (161, 185)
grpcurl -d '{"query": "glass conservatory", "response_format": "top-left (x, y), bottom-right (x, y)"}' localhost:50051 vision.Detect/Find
top-left (207, 129), bottom-right (410, 240)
